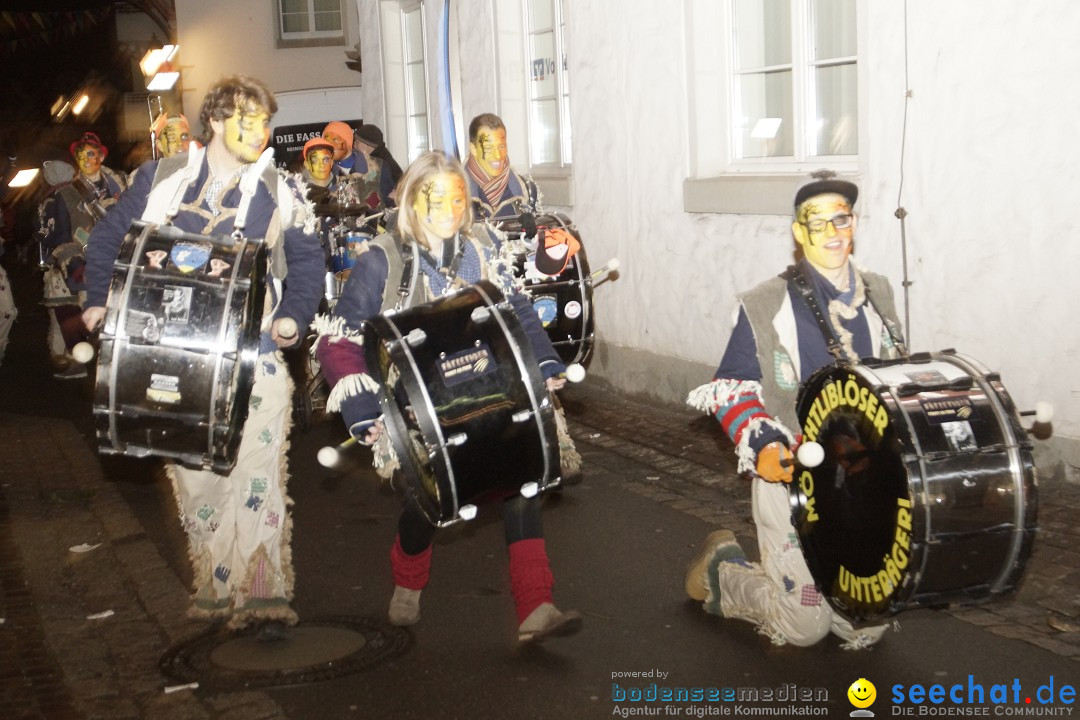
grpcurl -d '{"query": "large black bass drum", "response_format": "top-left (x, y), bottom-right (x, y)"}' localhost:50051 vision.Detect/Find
top-left (499, 213), bottom-right (594, 366)
top-left (93, 221), bottom-right (267, 473)
top-left (789, 350), bottom-right (1037, 625)
top-left (363, 281), bottom-right (560, 527)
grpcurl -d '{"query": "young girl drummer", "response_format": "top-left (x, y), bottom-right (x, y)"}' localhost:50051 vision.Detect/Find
top-left (314, 150), bottom-right (582, 645)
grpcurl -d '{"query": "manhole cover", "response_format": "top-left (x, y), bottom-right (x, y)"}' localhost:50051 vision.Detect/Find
top-left (160, 615), bottom-right (412, 690)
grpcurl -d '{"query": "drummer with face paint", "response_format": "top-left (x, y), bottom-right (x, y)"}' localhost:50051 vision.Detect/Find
top-left (81, 75), bottom-right (325, 643)
top-left (464, 112), bottom-right (540, 221)
top-left (684, 170), bottom-right (906, 649)
top-left (314, 150), bottom-right (583, 645)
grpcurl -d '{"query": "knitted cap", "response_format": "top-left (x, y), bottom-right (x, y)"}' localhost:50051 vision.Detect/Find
top-left (323, 121), bottom-right (354, 147)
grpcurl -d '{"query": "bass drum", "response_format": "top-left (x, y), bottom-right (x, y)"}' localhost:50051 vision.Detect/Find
top-left (501, 213), bottom-right (594, 366)
top-left (363, 281), bottom-right (560, 527)
top-left (789, 350), bottom-right (1037, 625)
top-left (93, 221), bottom-right (266, 473)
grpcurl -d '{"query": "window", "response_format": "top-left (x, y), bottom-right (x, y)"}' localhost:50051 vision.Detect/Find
top-left (731, 0), bottom-right (858, 165)
top-left (277, 0), bottom-right (345, 48)
top-left (401, 2), bottom-right (430, 163)
top-left (525, 0), bottom-right (571, 166)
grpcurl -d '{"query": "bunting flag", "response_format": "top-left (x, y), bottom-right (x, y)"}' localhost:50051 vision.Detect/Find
top-left (0, 10), bottom-right (113, 58)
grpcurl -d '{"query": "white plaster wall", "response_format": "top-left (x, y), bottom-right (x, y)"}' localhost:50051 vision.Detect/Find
top-left (355, 0), bottom-right (1080, 462)
top-left (174, 0), bottom-right (362, 135)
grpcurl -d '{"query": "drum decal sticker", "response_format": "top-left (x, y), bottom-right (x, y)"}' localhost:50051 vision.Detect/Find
top-left (920, 396), bottom-right (976, 423)
top-left (147, 373), bottom-right (181, 404)
top-left (208, 258), bottom-right (231, 277)
top-left (162, 286), bottom-right (192, 324)
top-left (170, 242), bottom-right (213, 273)
top-left (146, 249), bottom-right (167, 268)
top-left (533, 295), bottom-right (558, 327)
top-left (563, 300), bottom-right (582, 320)
top-left (802, 374), bottom-right (889, 443)
top-left (439, 344), bottom-right (497, 387)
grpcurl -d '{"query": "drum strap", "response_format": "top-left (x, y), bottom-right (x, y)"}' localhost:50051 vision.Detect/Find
top-left (783, 264), bottom-right (847, 361)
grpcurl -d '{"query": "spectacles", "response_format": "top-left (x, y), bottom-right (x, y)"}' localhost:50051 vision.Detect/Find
top-left (803, 213), bottom-right (853, 233)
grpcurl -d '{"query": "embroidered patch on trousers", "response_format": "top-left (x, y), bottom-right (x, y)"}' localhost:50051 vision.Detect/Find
top-left (800, 584), bottom-right (823, 606)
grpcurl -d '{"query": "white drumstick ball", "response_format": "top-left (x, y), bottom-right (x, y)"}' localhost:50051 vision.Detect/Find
top-left (565, 363), bottom-right (586, 383)
top-left (72, 342), bottom-right (95, 364)
top-left (796, 441), bottom-right (825, 469)
top-left (317, 446), bottom-right (339, 468)
top-left (277, 317), bottom-right (298, 339)
top-left (606, 257), bottom-right (620, 272)
top-left (1034, 401), bottom-right (1055, 424)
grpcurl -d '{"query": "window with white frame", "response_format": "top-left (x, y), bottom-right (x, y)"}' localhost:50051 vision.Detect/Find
top-left (401, 2), bottom-right (429, 163)
top-left (277, 0), bottom-right (345, 47)
top-left (731, 0), bottom-right (858, 164)
top-left (525, 0), bottom-right (571, 166)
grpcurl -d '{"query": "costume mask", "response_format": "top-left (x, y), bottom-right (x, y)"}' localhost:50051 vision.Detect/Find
top-left (158, 118), bottom-right (192, 158)
top-left (75, 145), bottom-right (103, 177)
top-left (305, 148), bottom-right (334, 183)
top-left (412, 171), bottom-right (468, 242)
top-left (325, 131), bottom-right (351, 162)
top-left (793, 193), bottom-right (856, 275)
top-left (469, 127), bottom-right (508, 176)
top-left (222, 104), bottom-right (271, 163)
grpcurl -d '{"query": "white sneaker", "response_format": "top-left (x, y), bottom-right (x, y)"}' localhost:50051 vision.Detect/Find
top-left (388, 586), bottom-right (421, 626)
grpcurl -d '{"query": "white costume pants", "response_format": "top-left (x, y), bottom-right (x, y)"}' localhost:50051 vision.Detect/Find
top-left (169, 351), bottom-right (297, 630)
top-left (708, 479), bottom-right (887, 648)
top-left (0, 264), bottom-right (15, 365)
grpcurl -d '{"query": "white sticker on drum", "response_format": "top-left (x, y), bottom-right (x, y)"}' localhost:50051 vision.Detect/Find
top-left (439, 343), bottom-right (497, 387)
top-left (162, 286), bottom-right (192, 325)
top-left (871, 361), bottom-right (968, 386)
top-left (563, 300), bottom-right (582, 320)
top-left (147, 373), bottom-right (181, 404)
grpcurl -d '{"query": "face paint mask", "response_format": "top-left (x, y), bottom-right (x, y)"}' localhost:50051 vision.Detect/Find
top-left (794, 193), bottom-right (856, 275)
top-left (412, 171), bottom-right (468, 243)
top-left (222, 106), bottom-right (271, 163)
top-left (305, 149), bottom-right (334, 183)
top-left (469, 127), bottom-right (508, 176)
top-left (75, 146), bottom-right (103, 177)
top-left (158, 120), bottom-right (192, 158)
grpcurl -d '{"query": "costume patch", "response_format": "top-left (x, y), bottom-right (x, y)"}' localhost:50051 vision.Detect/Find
top-left (214, 564), bottom-right (231, 584)
top-left (773, 350), bottom-right (798, 391)
top-left (245, 495), bottom-right (264, 511)
top-left (258, 428), bottom-right (273, 445)
top-left (265, 510), bottom-right (281, 528)
top-left (800, 584), bottom-right (823, 607)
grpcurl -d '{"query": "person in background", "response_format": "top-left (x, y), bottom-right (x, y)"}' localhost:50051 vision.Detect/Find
top-left (464, 113), bottom-right (539, 221)
top-left (322, 120), bottom-right (395, 212)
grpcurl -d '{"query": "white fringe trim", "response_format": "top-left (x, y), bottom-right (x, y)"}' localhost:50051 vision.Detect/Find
top-left (311, 313), bottom-right (365, 343)
top-left (326, 372), bottom-right (381, 413)
top-left (686, 379), bottom-right (764, 415)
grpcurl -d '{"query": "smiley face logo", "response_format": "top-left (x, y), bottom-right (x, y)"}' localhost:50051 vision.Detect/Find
top-left (848, 678), bottom-right (877, 709)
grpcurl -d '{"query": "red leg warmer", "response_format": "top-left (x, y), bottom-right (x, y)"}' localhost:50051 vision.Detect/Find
top-left (390, 535), bottom-right (432, 590)
top-left (508, 538), bottom-right (554, 624)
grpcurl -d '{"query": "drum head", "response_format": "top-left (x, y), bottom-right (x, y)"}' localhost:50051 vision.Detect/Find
top-left (792, 364), bottom-right (911, 623)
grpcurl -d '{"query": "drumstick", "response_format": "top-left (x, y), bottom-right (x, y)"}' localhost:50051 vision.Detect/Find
top-left (1019, 401), bottom-right (1054, 424)
top-left (317, 436), bottom-right (359, 468)
top-left (565, 363), bottom-right (586, 383)
top-left (72, 341), bottom-right (96, 364)
top-left (591, 257), bottom-right (620, 286)
top-left (780, 441), bottom-right (825, 469)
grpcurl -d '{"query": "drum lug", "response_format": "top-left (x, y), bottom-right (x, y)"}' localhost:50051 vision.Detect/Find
top-left (470, 306), bottom-right (492, 323)
top-left (519, 481), bottom-right (539, 498)
top-left (404, 328), bottom-right (427, 346)
top-left (445, 433), bottom-right (467, 446)
top-left (512, 410), bottom-right (533, 423)
top-left (458, 504), bottom-right (478, 521)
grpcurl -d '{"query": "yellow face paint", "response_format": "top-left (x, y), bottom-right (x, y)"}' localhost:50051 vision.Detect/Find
top-left (793, 193), bottom-right (855, 275)
top-left (412, 171), bottom-right (468, 242)
top-left (305, 148), bottom-right (334, 183)
top-left (158, 118), bottom-right (192, 158)
top-left (222, 106), bottom-right (271, 163)
top-left (469, 126), bottom-right (508, 176)
top-left (75, 146), bottom-right (103, 177)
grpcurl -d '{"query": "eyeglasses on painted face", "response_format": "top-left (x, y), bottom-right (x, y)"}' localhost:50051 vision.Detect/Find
top-left (803, 213), bottom-right (853, 233)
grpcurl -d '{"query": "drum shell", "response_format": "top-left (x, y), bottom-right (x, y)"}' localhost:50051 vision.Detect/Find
top-left (93, 222), bottom-right (266, 473)
top-left (503, 213), bottom-right (594, 366)
top-left (790, 351), bottom-right (1037, 625)
top-left (363, 281), bottom-right (559, 526)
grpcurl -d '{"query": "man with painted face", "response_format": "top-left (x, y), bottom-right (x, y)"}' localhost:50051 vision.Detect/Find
top-left (81, 75), bottom-right (325, 642)
top-left (322, 120), bottom-right (395, 212)
top-left (684, 171), bottom-right (905, 649)
top-left (152, 113), bottom-right (196, 158)
top-left (465, 113), bottom-right (539, 221)
top-left (36, 133), bottom-right (128, 378)
top-left (314, 150), bottom-right (582, 645)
